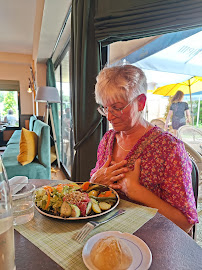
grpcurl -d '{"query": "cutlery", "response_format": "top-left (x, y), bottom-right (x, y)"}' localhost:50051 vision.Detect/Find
top-left (74, 209), bottom-right (125, 243)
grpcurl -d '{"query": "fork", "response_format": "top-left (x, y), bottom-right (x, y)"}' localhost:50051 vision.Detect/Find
top-left (74, 209), bottom-right (126, 243)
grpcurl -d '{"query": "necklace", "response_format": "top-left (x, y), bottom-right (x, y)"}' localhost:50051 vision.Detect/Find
top-left (117, 123), bottom-right (150, 152)
top-left (117, 142), bottom-right (131, 152)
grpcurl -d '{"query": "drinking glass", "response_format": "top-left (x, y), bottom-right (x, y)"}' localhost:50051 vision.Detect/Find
top-left (0, 157), bottom-right (16, 270)
top-left (11, 183), bottom-right (35, 226)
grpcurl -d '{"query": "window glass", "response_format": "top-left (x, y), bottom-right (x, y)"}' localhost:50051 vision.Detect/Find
top-left (61, 51), bottom-right (73, 175)
top-left (109, 30), bottom-right (202, 133)
top-left (55, 50), bottom-right (73, 177)
top-left (0, 90), bottom-right (19, 127)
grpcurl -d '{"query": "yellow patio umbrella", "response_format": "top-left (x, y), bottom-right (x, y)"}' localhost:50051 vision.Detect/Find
top-left (153, 76), bottom-right (202, 96)
top-left (153, 76), bottom-right (202, 123)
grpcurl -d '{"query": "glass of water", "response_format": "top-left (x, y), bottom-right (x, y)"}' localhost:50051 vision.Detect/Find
top-left (0, 157), bottom-right (16, 270)
top-left (11, 183), bottom-right (35, 226)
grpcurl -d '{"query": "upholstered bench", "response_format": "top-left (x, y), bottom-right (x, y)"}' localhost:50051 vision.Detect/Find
top-left (2, 117), bottom-right (51, 179)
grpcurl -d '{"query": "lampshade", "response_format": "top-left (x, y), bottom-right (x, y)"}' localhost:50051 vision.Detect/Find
top-left (35, 86), bottom-right (60, 103)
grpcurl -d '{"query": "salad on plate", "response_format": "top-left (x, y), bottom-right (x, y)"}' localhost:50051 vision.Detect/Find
top-left (35, 182), bottom-right (119, 219)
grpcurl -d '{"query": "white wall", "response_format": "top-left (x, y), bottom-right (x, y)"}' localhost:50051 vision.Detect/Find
top-left (147, 93), bottom-right (169, 121)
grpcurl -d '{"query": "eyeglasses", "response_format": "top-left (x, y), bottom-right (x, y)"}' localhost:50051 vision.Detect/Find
top-left (97, 96), bottom-right (138, 117)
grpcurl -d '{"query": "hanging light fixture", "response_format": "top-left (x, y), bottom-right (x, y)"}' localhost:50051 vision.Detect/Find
top-left (27, 78), bottom-right (32, 93)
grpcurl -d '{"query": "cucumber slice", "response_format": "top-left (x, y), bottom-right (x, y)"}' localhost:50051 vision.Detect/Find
top-left (70, 204), bottom-right (81, 217)
top-left (90, 198), bottom-right (98, 204)
top-left (86, 202), bottom-right (92, 216)
top-left (60, 201), bottom-right (72, 217)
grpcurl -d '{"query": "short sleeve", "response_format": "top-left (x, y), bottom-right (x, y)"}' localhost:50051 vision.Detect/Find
top-left (160, 140), bottom-right (198, 224)
top-left (170, 103), bottom-right (174, 111)
top-left (185, 102), bottom-right (189, 110)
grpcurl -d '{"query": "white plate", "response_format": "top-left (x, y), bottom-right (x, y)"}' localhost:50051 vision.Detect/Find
top-left (82, 231), bottom-right (152, 270)
top-left (35, 183), bottom-right (120, 221)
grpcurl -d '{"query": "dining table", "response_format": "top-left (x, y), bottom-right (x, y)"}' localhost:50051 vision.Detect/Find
top-left (15, 179), bottom-right (202, 270)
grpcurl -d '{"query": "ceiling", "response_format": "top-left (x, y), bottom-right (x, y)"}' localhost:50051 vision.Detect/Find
top-left (2, 0), bottom-right (197, 88)
top-left (0, 0), bottom-right (161, 68)
top-left (0, 0), bottom-right (71, 64)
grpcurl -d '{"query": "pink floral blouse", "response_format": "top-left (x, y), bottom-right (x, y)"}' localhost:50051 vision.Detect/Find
top-left (90, 126), bottom-right (198, 225)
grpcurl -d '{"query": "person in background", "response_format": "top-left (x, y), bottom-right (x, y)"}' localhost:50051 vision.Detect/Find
top-left (89, 64), bottom-right (198, 233)
top-left (63, 107), bottom-right (71, 140)
top-left (4, 109), bottom-right (17, 126)
top-left (164, 90), bottom-right (191, 136)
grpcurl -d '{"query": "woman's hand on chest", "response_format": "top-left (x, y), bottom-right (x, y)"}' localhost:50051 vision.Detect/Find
top-left (90, 155), bottom-right (129, 186)
top-left (110, 159), bottom-right (143, 199)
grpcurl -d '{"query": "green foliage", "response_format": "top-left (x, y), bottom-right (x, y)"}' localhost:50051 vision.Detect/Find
top-left (3, 91), bottom-right (16, 115)
top-left (62, 95), bottom-right (70, 103)
top-left (188, 99), bottom-right (202, 126)
top-left (0, 92), bottom-right (4, 103)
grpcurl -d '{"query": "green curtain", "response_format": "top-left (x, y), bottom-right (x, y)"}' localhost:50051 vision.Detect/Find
top-left (95, 0), bottom-right (202, 45)
top-left (70, 0), bottom-right (102, 181)
top-left (46, 58), bottom-right (61, 159)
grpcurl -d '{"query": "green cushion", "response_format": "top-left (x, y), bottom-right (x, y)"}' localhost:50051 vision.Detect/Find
top-left (29, 115), bottom-right (37, 131)
top-left (33, 120), bottom-right (51, 169)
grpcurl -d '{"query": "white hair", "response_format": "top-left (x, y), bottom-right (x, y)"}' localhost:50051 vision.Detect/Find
top-left (95, 64), bottom-right (147, 105)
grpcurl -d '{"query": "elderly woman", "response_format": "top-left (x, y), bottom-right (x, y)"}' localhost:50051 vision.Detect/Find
top-left (90, 65), bottom-right (198, 233)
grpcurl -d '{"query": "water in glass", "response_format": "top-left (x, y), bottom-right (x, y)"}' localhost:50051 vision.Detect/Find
top-left (11, 183), bottom-right (35, 226)
top-left (0, 157), bottom-right (16, 270)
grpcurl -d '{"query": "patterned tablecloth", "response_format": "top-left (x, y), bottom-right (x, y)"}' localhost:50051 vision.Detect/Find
top-left (15, 199), bottom-right (157, 270)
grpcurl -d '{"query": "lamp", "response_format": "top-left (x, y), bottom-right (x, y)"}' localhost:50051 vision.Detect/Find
top-left (27, 78), bottom-right (32, 93)
top-left (35, 86), bottom-right (60, 168)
